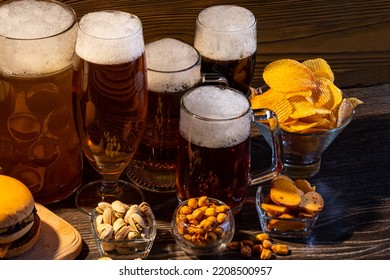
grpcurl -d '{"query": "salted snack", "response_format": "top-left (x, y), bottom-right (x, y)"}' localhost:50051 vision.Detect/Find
top-left (172, 196), bottom-right (235, 255)
top-left (258, 174), bottom-right (324, 234)
top-left (251, 58), bottom-right (363, 133)
top-left (228, 232), bottom-right (290, 259)
top-left (92, 200), bottom-right (156, 257)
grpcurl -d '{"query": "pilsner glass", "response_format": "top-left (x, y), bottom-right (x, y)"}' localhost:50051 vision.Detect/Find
top-left (194, 5), bottom-right (257, 97)
top-left (73, 11), bottom-right (147, 214)
top-left (0, 0), bottom-right (82, 204)
top-left (176, 86), bottom-right (282, 215)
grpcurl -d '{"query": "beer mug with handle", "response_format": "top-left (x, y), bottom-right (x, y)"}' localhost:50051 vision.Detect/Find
top-left (176, 85), bottom-right (281, 215)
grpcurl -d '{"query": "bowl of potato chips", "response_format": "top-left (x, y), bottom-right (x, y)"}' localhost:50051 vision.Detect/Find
top-left (256, 175), bottom-right (324, 239)
top-left (251, 58), bottom-right (362, 178)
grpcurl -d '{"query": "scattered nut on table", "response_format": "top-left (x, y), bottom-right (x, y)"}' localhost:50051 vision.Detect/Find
top-left (228, 232), bottom-right (290, 259)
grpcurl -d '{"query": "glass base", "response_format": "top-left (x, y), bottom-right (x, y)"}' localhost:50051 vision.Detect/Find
top-left (282, 159), bottom-right (321, 179)
top-left (75, 180), bottom-right (145, 215)
top-left (126, 159), bottom-right (177, 193)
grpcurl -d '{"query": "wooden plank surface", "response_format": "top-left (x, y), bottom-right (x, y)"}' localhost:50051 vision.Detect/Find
top-left (13, 204), bottom-right (82, 260)
top-left (59, 0), bottom-right (390, 88)
top-left (47, 84), bottom-right (390, 260)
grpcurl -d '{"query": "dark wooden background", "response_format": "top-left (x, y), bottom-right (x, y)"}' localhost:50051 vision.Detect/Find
top-left (53, 0), bottom-right (390, 88)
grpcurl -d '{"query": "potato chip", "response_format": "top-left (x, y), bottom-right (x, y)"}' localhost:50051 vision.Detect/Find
top-left (252, 58), bottom-right (362, 133)
top-left (263, 59), bottom-right (317, 92)
top-left (348, 97), bottom-right (364, 108)
top-left (336, 98), bottom-right (354, 127)
top-left (289, 95), bottom-right (330, 119)
top-left (251, 89), bottom-right (293, 122)
top-left (294, 179), bottom-right (316, 193)
top-left (302, 58), bottom-right (335, 82)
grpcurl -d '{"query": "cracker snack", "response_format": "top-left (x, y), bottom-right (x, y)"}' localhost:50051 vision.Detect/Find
top-left (260, 175), bottom-right (324, 232)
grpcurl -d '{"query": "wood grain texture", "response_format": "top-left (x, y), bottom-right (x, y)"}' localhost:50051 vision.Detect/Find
top-left (47, 84), bottom-right (390, 260)
top-left (57, 0), bottom-right (390, 88)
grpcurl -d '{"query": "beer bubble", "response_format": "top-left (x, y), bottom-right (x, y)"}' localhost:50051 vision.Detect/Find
top-left (146, 38), bottom-right (201, 93)
top-left (0, 0), bottom-right (74, 39)
top-left (194, 5), bottom-right (257, 61)
top-left (76, 11), bottom-right (145, 65)
top-left (180, 86), bottom-right (251, 149)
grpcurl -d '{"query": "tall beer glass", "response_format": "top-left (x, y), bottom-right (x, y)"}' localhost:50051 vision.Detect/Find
top-left (73, 11), bottom-right (147, 214)
top-left (194, 5), bottom-right (257, 97)
top-left (127, 38), bottom-right (202, 193)
top-left (0, 0), bottom-right (82, 204)
top-left (176, 86), bottom-right (281, 215)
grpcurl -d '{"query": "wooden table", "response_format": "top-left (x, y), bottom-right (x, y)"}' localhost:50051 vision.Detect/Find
top-left (6, 0), bottom-right (385, 260)
top-left (46, 83), bottom-right (390, 260)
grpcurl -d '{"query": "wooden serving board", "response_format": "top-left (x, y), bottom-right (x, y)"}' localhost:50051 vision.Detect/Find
top-left (13, 203), bottom-right (82, 260)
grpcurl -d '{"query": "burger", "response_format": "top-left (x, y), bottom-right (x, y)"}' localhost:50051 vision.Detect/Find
top-left (0, 175), bottom-right (41, 259)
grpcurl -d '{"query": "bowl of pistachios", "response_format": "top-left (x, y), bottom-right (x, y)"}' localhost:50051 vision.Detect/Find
top-left (91, 200), bottom-right (156, 260)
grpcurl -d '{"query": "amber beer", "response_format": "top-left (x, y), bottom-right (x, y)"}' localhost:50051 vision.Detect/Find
top-left (127, 38), bottom-right (202, 192)
top-left (0, 0), bottom-right (82, 203)
top-left (194, 5), bottom-right (257, 97)
top-left (73, 11), bottom-right (147, 176)
top-left (176, 86), bottom-right (252, 214)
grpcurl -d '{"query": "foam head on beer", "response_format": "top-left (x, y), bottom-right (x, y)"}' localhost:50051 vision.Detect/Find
top-left (0, 0), bottom-right (77, 75)
top-left (194, 5), bottom-right (257, 61)
top-left (146, 38), bottom-right (201, 92)
top-left (76, 11), bottom-right (145, 65)
top-left (180, 86), bottom-right (251, 149)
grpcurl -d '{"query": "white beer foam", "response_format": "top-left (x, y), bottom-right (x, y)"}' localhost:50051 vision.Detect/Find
top-left (76, 11), bottom-right (145, 65)
top-left (0, 0), bottom-right (74, 39)
top-left (146, 38), bottom-right (201, 92)
top-left (194, 5), bottom-right (257, 61)
top-left (0, 0), bottom-right (77, 75)
top-left (180, 86), bottom-right (251, 148)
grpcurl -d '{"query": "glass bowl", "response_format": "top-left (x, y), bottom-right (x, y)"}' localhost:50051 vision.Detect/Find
top-left (256, 185), bottom-right (319, 239)
top-left (171, 196), bottom-right (235, 256)
top-left (91, 201), bottom-right (156, 259)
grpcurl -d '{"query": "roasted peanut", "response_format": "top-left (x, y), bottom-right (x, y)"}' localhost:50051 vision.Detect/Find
top-left (252, 244), bottom-right (263, 253)
top-left (216, 213), bottom-right (228, 224)
top-left (242, 239), bottom-right (254, 247)
top-left (180, 205), bottom-right (193, 215)
top-left (187, 198), bottom-right (198, 209)
top-left (262, 239), bottom-right (273, 249)
top-left (255, 233), bottom-right (270, 242)
top-left (240, 245), bottom-right (252, 257)
top-left (260, 248), bottom-right (272, 260)
top-left (228, 241), bottom-right (242, 250)
top-left (205, 207), bottom-right (217, 217)
top-left (272, 244), bottom-right (289, 255)
top-left (197, 196), bottom-right (209, 207)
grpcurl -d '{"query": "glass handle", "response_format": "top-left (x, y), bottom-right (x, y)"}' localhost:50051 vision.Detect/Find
top-left (202, 72), bottom-right (229, 86)
top-left (250, 108), bottom-right (283, 186)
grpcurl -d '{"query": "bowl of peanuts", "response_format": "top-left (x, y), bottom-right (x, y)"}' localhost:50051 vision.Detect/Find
top-left (91, 200), bottom-right (157, 260)
top-left (256, 175), bottom-right (324, 239)
top-left (171, 196), bottom-right (235, 256)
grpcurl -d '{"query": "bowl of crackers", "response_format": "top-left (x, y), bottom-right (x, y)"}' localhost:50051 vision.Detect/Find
top-left (256, 174), bottom-right (324, 239)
